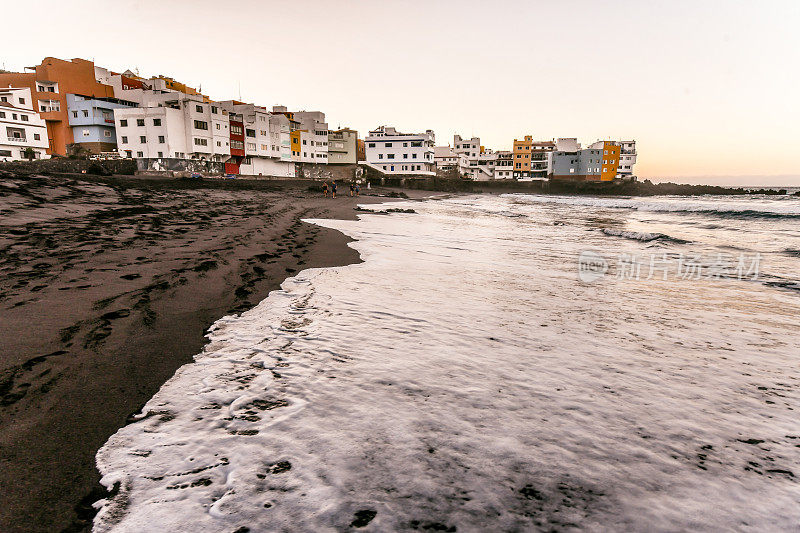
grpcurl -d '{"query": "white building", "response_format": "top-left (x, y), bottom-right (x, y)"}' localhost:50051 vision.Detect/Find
top-left (434, 145), bottom-right (467, 174)
top-left (615, 140), bottom-right (637, 179)
top-left (219, 101), bottom-right (294, 177)
top-left (365, 126), bottom-right (435, 175)
top-left (0, 87), bottom-right (50, 161)
top-left (290, 110), bottom-right (328, 164)
top-left (113, 92), bottom-right (231, 161)
top-left (493, 151), bottom-right (513, 179)
top-left (454, 135), bottom-right (483, 179)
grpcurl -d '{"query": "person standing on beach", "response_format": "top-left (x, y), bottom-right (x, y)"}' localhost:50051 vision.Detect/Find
top-left (331, 181), bottom-right (337, 198)
top-left (323, 181), bottom-right (329, 198)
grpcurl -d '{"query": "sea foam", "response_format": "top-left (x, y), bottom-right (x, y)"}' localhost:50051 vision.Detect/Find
top-left (95, 195), bottom-right (800, 532)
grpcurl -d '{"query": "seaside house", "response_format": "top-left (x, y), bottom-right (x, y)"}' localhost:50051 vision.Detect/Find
top-left (113, 92), bottom-right (231, 162)
top-left (0, 58), bottom-right (116, 156)
top-left (434, 145), bottom-right (467, 175)
top-left (327, 128), bottom-right (358, 164)
top-left (547, 139), bottom-right (622, 182)
top-left (218, 101), bottom-right (294, 176)
top-left (365, 126), bottom-right (435, 175)
top-left (0, 87), bottom-right (50, 161)
top-left (513, 135), bottom-right (555, 181)
top-left (65, 94), bottom-right (138, 154)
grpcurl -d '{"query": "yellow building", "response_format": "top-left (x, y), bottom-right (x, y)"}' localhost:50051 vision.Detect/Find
top-left (290, 130), bottom-right (301, 160)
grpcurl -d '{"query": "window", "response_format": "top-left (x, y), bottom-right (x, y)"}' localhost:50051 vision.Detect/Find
top-left (155, 151), bottom-right (163, 157)
top-left (38, 85), bottom-right (45, 92)
top-left (195, 105), bottom-right (203, 113)
top-left (194, 138), bottom-right (208, 146)
top-left (302, 139), bottom-right (307, 145)
top-left (121, 136), bottom-right (128, 143)
top-left (368, 143), bottom-right (375, 148)
top-left (387, 154), bottom-right (395, 159)
top-left (391, 166), bottom-right (395, 171)
top-left (140, 136), bottom-right (147, 143)
top-left (34, 133), bottom-right (41, 140)
top-left (153, 118), bottom-right (161, 126)
top-left (211, 106), bottom-right (218, 114)
top-left (104, 130), bottom-right (111, 137)
top-left (72, 111), bottom-right (78, 118)
top-left (158, 135), bottom-right (165, 143)
top-left (82, 110), bottom-right (89, 117)
top-left (0, 112), bottom-right (4, 118)
top-left (246, 129), bottom-right (255, 137)
top-left (411, 142), bottom-right (422, 147)
top-left (125, 150), bottom-right (133, 158)
top-left (216, 123), bottom-right (220, 130)
top-left (19, 97), bottom-right (25, 105)
top-left (385, 142), bottom-right (392, 147)
top-left (217, 141), bottom-right (221, 147)
top-left (120, 119), bottom-right (128, 127)
top-left (378, 154), bottom-right (383, 159)
top-left (21, 115), bottom-right (28, 122)
top-left (403, 153), bottom-right (408, 159)
top-left (194, 120), bottom-right (208, 130)
top-left (136, 118), bottom-right (144, 126)
top-left (412, 153), bottom-right (417, 159)
top-left (403, 142), bottom-right (408, 147)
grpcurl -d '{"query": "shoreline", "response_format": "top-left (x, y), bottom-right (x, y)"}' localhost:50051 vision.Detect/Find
top-left (0, 173), bottom-right (414, 532)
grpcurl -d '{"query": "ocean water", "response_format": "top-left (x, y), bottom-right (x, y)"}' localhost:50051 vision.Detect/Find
top-left (94, 193), bottom-right (800, 532)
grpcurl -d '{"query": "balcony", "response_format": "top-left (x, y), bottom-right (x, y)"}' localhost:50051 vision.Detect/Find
top-left (8, 136), bottom-right (27, 142)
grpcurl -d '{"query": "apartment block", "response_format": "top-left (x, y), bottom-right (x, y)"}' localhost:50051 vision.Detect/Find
top-left (512, 135), bottom-right (555, 180)
top-left (454, 135), bottom-right (482, 179)
top-left (0, 57), bottom-right (115, 156)
top-left (66, 94), bottom-right (138, 153)
top-left (219, 101), bottom-right (294, 176)
top-left (616, 140), bottom-right (637, 179)
top-left (548, 140), bottom-right (621, 182)
top-left (328, 128), bottom-right (358, 164)
top-left (0, 88), bottom-right (50, 161)
top-left (365, 126), bottom-right (435, 175)
top-left (113, 92), bottom-right (230, 161)
top-left (434, 145), bottom-right (467, 174)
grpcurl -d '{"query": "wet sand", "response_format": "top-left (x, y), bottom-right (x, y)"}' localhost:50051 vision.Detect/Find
top-left (0, 174), bottom-right (398, 532)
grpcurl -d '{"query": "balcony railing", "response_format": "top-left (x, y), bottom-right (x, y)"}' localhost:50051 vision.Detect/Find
top-left (8, 136), bottom-right (27, 142)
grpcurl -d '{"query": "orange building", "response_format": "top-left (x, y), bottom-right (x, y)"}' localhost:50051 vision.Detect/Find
top-left (599, 141), bottom-right (621, 181)
top-left (512, 135), bottom-right (554, 179)
top-left (0, 57), bottom-right (115, 156)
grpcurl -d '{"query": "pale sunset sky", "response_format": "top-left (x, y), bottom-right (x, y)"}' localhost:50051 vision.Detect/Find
top-left (4, 0), bottom-right (799, 185)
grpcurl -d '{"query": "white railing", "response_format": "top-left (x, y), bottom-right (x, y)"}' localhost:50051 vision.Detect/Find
top-left (7, 136), bottom-right (27, 142)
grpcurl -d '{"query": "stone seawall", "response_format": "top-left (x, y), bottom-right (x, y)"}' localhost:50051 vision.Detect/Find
top-left (0, 158), bottom-right (137, 176)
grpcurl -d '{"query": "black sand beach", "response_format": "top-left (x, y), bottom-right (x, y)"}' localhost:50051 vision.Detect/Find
top-left (0, 174), bottom-right (396, 532)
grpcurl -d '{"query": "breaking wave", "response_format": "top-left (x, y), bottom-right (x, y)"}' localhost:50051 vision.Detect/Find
top-left (507, 194), bottom-right (800, 220)
top-left (601, 228), bottom-right (689, 244)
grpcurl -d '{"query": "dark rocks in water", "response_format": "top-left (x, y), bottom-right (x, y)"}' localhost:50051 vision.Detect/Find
top-left (737, 438), bottom-right (765, 445)
top-left (350, 509), bottom-right (377, 528)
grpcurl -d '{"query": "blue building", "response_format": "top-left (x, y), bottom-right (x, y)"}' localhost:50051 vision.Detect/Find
top-left (66, 94), bottom-right (137, 153)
